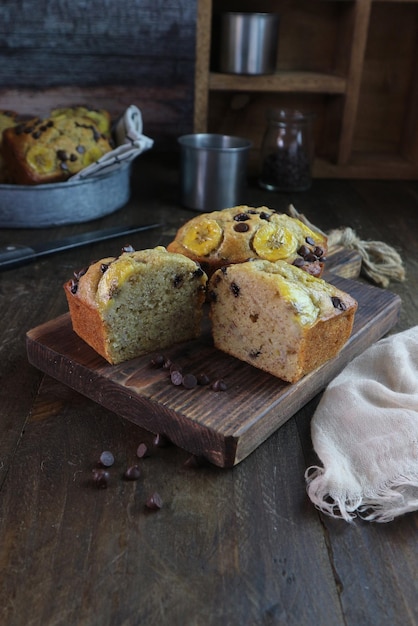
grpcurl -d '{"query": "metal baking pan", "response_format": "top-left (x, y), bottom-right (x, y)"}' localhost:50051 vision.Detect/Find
top-left (0, 161), bottom-right (132, 228)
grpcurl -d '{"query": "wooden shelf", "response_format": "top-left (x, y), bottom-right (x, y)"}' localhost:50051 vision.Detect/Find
top-left (195, 0), bottom-right (418, 179)
top-left (209, 71), bottom-right (347, 94)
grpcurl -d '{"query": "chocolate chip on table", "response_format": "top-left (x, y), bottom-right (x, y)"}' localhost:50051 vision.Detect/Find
top-left (124, 465), bottom-right (141, 481)
top-left (150, 354), bottom-right (166, 368)
top-left (211, 379), bottom-right (228, 392)
top-left (197, 373), bottom-right (210, 386)
top-left (182, 373), bottom-right (197, 389)
top-left (99, 450), bottom-right (115, 467)
top-left (136, 443), bottom-right (150, 458)
top-left (92, 468), bottom-right (110, 489)
top-left (145, 492), bottom-right (163, 510)
top-left (170, 369), bottom-right (183, 386)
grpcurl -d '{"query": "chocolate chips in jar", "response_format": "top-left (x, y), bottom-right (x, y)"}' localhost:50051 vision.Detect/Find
top-left (259, 109), bottom-right (314, 193)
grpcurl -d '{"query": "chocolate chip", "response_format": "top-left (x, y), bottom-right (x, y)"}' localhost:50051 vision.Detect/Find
top-left (208, 290), bottom-right (217, 302)
top-left (124, 465), bottom-right (141, 481)
top-left (182, 373), bottom-right (197, 389)
top-left (136, 443), bottom-right (150, 458)
top-left (305, 236), bottom-right (315, 246)
top-left (230, 282), bottom-right (240, 297)
top-left (297, 245), bottom-right (310, 258)
top-left (150, 354), bottom-right (166, 368)
top-left (249, 349), bottom-right (261, 358)
top-left (76, 144), bottom-right (85, 154)
top-left (100, 263), bottom-right (110, 273)
top-left (305, 253), bottom-right (318, 262)
top-left (211, 379), bottom-right (227, 392)
top-left (233, 222), bottom-right (250, 233)
top-left (170, 370), bottom-right (183, 386)
top-left (145, 492), bottom-right (163, 510)
top-left (99, 450), bottom-right (115, 467)
top-left (233, 213), bottom-right (250, 221)
top-left (193, 266), bottom-right (204, 278)
top-left (173, 275), bottom-right (183, 288)
top-left (314, 246), bottom-right (324, 257)
top-left (162, 357), bottom-right (173, 370)
top-left (57, 150), bottom-right (68, 161)
top-left (69, 279), bottom-right (78, 294)
top-left (92, 468), bottom-right (110, 489)
top-left (197, 373), bottom-right (210, 386)
top-left (121, 244), bottom-right (135, 253)
top-left (331, 296), bottom-right (347, 311)
top-left (259, 212), bottom-right (271, 221)
top-left (292, 257), bottom-right (305, 268)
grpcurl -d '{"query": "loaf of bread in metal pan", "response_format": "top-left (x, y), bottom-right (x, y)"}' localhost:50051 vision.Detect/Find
top-left (2, 112), bottom-right (113, 185)
top-left (64, 246), bottom-right (208, 365)
top-left (208, 259), bottom-right (357, 384)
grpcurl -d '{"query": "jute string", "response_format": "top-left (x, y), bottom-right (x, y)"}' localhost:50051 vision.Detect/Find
top-left (287, 204), bottom-right (406, 288)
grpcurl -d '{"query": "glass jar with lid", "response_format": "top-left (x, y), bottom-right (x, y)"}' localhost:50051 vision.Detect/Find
top-left (259, 108), bottom-right (314, 192)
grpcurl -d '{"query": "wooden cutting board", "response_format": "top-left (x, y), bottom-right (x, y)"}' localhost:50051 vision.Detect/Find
top-left (26, 250), bottom-right (401, 467)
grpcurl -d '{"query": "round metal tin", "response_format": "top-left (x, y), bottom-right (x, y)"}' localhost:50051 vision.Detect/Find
top-left (0, 161), bottom-right (132, 228)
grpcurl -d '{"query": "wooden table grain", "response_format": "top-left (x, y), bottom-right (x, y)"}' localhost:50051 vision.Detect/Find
top-left (0, 152), bottom-right (417, 626)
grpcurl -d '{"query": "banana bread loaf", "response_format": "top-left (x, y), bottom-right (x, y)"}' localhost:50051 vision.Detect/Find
top-left (208, 259), bottom-right (357, 383)
top-left (50, 105), bottom-right (112, 136)
top-left (2, 113), bottom-right (113, 185)
top-left (64, 246), bottom-right (208, 365)
top-left (167, 205), bottom-right (328, 277)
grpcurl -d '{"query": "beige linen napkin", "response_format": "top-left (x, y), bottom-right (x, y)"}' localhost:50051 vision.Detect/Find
top-left (305, 326), bottom-right (418, 523)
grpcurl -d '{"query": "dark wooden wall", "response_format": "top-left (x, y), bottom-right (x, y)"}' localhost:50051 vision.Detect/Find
top-left (0, 0), bottom-right (197, 148)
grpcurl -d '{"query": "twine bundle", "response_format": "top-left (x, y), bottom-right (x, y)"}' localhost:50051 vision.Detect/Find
top-left (288, 204), bottom-right (406, 288)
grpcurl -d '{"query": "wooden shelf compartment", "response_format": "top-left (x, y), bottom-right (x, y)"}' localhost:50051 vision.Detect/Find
top-left (195, 0), bottom-right (418, 179)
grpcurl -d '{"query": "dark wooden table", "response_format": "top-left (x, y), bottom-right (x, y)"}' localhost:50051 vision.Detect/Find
top-left (1, 152), bottom-right (417, 626)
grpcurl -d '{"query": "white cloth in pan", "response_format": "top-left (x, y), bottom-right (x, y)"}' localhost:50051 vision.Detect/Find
top-left (305, 326), bottom-right (418, 523)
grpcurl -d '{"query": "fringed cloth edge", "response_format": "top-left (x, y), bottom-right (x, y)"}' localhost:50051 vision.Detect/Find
top-left (305, 465), bottom-right (418, 523)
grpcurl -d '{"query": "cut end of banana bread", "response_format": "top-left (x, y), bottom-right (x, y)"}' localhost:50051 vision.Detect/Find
top-left (64, 246), bottom-right (208, 364)
top-left (208, 259), bottom-right (357, 383)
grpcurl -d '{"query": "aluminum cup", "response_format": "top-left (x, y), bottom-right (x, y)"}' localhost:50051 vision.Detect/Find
top-left (178, 134), bottom-right (252, 212)
top-left (220, 12), bottom-right (280, 75)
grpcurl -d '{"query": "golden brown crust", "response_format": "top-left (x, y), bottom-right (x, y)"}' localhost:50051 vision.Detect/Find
top-left (167, 205), bottom-right (328, 277)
